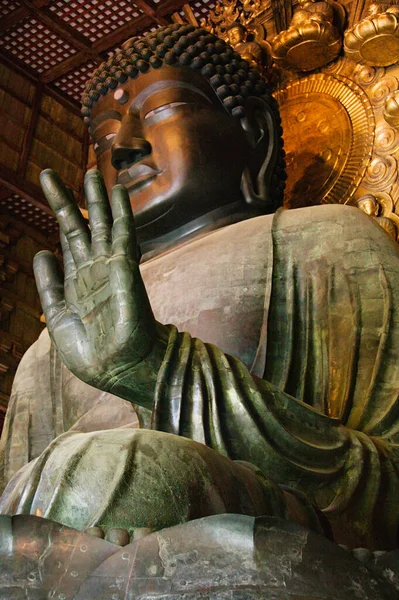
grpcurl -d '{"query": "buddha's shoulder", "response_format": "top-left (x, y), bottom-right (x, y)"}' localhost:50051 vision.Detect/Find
top-left (14, 327), bottom-right (51, 375)
top-left (274, 204), bottom-right (369, 228)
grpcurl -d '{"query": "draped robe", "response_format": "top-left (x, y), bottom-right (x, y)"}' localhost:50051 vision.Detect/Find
top-left (1, 205), bottom-right (398, 549)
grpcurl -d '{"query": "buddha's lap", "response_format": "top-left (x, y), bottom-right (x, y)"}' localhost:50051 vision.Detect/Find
top-left (0, 428), bottom-right (296, 534)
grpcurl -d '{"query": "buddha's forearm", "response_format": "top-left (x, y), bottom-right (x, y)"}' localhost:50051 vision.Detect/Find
top-left (152, 326), bottom-right (347, 480)
top-left (151, 325), bottom-right (399, 548)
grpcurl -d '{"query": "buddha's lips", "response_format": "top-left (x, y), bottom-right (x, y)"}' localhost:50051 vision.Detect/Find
top-left (118, 164), bottom-right (161, 188)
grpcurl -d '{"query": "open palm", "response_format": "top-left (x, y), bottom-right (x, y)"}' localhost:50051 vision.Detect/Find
top-left (33, 169), bottom-right (158, 395)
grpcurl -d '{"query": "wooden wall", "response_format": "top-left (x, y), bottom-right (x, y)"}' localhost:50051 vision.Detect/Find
top-left (0, 212), bottom-right (51, 431)
top-left (0, 58), bottom-right (87, 433)
top-left (0, 58), bottom-right (88, 206)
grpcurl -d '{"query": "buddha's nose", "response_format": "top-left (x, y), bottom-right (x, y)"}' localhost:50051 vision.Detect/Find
top-left (111, 138), bottom-right (152, 171)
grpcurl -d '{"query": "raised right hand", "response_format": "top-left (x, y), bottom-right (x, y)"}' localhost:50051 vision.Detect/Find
top-left (34, 169), bottom-right (163, 399)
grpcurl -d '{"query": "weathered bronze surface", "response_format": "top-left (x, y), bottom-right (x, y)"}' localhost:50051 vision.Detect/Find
top-left (0, 514), bottom-right (396, 598)
top-left (1, 22), bottom-right (399, 598)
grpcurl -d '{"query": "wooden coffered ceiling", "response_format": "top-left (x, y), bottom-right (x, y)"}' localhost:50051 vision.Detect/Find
top-left (0, 0), bottom-right (218, 238)
top-left (0, 0), bottom-right (217, 104)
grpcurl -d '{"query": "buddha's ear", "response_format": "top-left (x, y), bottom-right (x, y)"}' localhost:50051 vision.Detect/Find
top-left (239, 96), bottom-right (279, 211)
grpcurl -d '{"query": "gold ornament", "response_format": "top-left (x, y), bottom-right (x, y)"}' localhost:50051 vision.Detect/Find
top-left (344, 5), bottom-right (399, 67)
top-left (271, 0), bottom-right (345, 72)
top-left (357, 193), bottom-right (398, 239)
top-left (274, 73), bottom-right (375, 208)
top-left (201, 0), bottom-right (271, 75)
top-left (226, 22), bottom-right (272, 71)
top-left (384, 90), bottom-right (399, 126)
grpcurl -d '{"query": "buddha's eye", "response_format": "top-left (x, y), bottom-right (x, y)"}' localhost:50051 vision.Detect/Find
top-left (144, 101), bottom-right (190, 121)
top-left (93, 132), bottom-right (117, 153)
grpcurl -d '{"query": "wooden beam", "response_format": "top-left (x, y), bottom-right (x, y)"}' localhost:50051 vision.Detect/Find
top-left (41, 0), bottom-right (188, 83)
top-left (0, 82), bottom-right (33, 107)
top-left (0, 50), bottom-right (81, 113)
top-left (41, 14), bottom-right (153, 82)
top-left (20, 0), bottom-right (103, 61)
top-left (133, 0), bottom-right (169, 26)
top-left (0, 287), bottom-right (41, 320)
top-left (0, 187), bottom-right (11, 202)
top-left (40, 51), bottom-right (99, 85)
top-left (0, 1), bottom-right (60, 35)
top-left (17, 82), bottom-right (44, 178)
top-left (0, 209), bottom-right (57, 249)
top-left (172, 11), bottom-right (185, 24)
top-left (0, 7), bottom-right (29, 35)
top-left (0, 164), bottom-right (53, 216)
top-left (182, 4), bottom-right (199, 26)
top-left (0, 47), bottom-right (39, 81)
top-left (34, 0), bottom-right (56, 7)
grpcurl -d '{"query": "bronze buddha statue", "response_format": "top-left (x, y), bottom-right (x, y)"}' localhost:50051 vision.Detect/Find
top-left (0, 23), bottom-right (398, 596)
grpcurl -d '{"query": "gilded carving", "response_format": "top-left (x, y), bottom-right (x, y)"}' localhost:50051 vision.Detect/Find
top-left (274, 73), bottom-right (375, 208)
top-left (271, 0), bottom-right (345, 72)
top-left (353, 63), bottom-right (385, 87)
top-left (384, 89), bottom-right (399, 126)
top-left (363, 154), bottom-right (398, 190)
top-left (344, 4), bottom-right (399, 67)
top-left (350, 61), bottom-right (399, 242)
top-left (369, 74), bottom-right (399, 106)
top-left (200, 0), bottom-right (240, 34)
top-left (201, 0), bottom-right (271, 73)
top-left (375, 121), bottom-right (399, 154)
top-left (357, 193), bottom-right (398, 239)
top-left (194, 0), bottom-right (399, 241)
top-left (226, 23), bottom-right (272, 70)
top-left (201, 0), bottom-right (268, 34)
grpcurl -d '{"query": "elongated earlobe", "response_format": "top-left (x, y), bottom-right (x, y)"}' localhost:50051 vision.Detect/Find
top-left (240, 96), bottom-right (279, 211)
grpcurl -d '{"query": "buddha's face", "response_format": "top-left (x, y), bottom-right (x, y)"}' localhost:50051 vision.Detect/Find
top-left (89, 66), bottom-right (251, 244)
top-left (228, 27), bottom-right (245, 46)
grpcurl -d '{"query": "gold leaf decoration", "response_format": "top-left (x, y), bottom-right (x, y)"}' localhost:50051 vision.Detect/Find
top-left (344, 6), bottom-right (399, 67)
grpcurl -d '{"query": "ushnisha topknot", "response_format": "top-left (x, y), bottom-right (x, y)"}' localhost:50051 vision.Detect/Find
top-left (81, 23), bottom-right (286, 209)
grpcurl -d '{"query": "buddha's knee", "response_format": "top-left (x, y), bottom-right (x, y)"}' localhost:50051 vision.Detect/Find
top-left (0, 429), bottom-right (323, 538)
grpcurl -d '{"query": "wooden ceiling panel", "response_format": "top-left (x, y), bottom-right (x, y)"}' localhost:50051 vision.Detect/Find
top-left (48, 0), bottom-right (143, 44)
top-left (0, 0), bottom-right (21, 19)
top-left (53, 60), bottom-right (96, 102)
top-left (0, 193), bottom-right (58, 236)
top-left (0, 15), bottom-right (78, 74)
top-left (180, 0), bottom-right (216, 23)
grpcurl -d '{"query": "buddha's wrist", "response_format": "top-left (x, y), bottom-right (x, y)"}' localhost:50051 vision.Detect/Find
top-left (97, 321), bottom-right (170, 409)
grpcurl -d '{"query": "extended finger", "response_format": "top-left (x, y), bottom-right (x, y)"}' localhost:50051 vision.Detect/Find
top-left (85, 170), bottom-right (112, 258)
top-left (40, 169), bottom-right (91, 266)
top-left (60, 230), bottom-right (76, 281)
top-left (33, 250), bottom-right (66, 332)
top-left (111, 184), bottom-right (137, 261)
top-left (60, 230), bottom-right (80, 309)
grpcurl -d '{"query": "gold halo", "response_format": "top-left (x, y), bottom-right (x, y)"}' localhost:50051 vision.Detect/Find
top-left (274, 73), bottom-right (375, 207)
